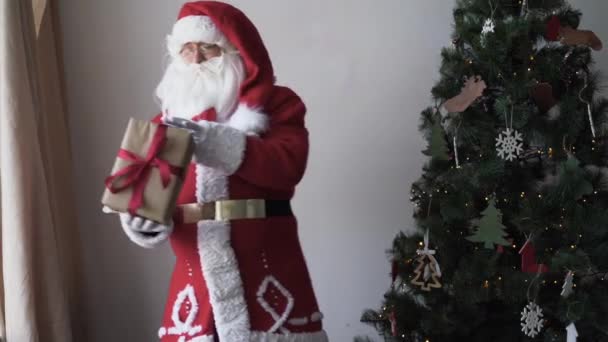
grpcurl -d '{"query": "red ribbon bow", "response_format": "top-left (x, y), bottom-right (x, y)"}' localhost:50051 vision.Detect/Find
top-left (104, 125), bottom-right (183, 216)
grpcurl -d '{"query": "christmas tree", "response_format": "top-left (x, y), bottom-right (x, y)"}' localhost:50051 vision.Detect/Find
top-left (361, 0), bottom-right (608, 341)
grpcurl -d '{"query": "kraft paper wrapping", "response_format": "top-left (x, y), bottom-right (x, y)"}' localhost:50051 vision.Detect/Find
top-left (101, 118), bottom-right (193, 224)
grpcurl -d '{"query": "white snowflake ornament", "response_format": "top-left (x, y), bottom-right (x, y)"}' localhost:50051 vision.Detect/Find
top-left (521, 302), bottom-right (545, 338)
top-left (496, 128), bottom-right (524, 161)
top-left (482, 18), bottom-right (495, 35)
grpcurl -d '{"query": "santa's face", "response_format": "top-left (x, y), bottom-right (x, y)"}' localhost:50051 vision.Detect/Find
top-left (179, 41), bottom-right (222, 64)
top-left (155, 41), bottom-right (245, 121)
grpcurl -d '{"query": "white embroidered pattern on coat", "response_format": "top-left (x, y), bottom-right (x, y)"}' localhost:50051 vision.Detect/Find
top-left (158, 284), bottom-right (204, 340)
top-left (256, 275), bottom-right (295, 333)
top-left (288, 312), bottom-right (324, 326)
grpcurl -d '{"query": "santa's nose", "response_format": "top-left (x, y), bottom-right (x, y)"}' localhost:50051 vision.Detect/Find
top-left (193, 50), bottom-right (204, 63)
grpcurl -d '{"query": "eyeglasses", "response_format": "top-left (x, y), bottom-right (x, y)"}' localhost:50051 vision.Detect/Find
top-left (180, 42), bottom-right (221, 56)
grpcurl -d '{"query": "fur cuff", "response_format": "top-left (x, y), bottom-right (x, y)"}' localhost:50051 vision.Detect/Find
top-left (226, 104), bottom-right (269, 136)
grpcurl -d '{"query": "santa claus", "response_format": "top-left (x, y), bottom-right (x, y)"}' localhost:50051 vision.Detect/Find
top-left (112, 2), bottom-right (328, 341)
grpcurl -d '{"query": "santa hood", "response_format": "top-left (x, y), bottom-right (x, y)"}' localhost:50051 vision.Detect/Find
top-left (166, 1), bottom-right (275, 135)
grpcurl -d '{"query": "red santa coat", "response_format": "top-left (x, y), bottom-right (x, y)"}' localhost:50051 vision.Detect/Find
top-left (149, 2), bottom-right (327, 341)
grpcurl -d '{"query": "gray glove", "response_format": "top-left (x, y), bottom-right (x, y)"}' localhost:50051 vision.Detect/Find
top-left (164, 116), bottom-right (246, 175)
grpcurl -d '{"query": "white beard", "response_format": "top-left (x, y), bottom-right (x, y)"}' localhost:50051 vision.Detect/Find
top-left (155, 52), bottom-right (245, 121)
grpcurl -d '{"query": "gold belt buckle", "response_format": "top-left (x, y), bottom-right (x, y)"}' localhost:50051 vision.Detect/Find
top-left (200, 202), bottom-right (215, 220)
top-left (215, 199), bottom-right (266, 221)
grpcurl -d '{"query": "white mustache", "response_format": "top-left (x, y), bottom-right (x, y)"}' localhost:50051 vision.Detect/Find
top-left (155, 52), bottom-right (245, 120)
top-left (187, 56), bottom-right (224, 75)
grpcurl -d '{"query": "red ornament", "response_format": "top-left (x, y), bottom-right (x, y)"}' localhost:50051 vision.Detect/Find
top-left (389, 311), bottom-right (397, 336)
top-left (519, 239), bottom-right (549, 273)
top-left (545, 16), bottom-right (561, 41)
top-left (496, 238), bottom-right (514, 254)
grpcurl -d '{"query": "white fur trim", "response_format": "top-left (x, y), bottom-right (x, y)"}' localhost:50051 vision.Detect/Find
top-left (194, 122), bottom-right (246, 175)
top-left (197, 220), bottom-right (251, 341)
top-left (256, 276), bottom-right (294, 333)
top-left (226, 104), bottom-right (270, 136)
top-left (167, 16), bottom-right (225, 58)
top-left (195, 164), bottom-right (229, 203)
top-left (250, 330), bottom-right (329, 342)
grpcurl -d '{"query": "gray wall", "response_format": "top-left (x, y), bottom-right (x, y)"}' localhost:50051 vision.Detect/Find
top-left (58, 1), bottom-right (608, 341)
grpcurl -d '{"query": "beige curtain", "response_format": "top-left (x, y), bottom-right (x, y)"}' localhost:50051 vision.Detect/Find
top-left (0, 0), bottom-right (82, 341)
